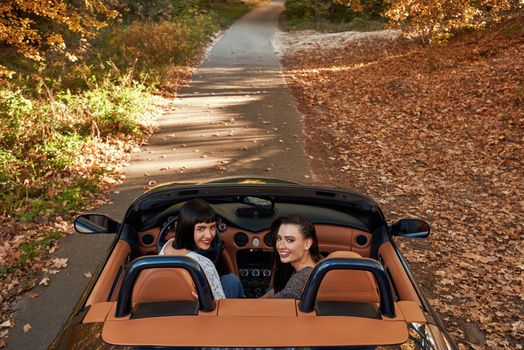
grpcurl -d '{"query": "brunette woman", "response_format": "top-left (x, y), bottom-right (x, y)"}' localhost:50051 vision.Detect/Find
top-left (160, 199), bottom-right (244, 299)
top-left (265, 214), bottom-right (322, 299)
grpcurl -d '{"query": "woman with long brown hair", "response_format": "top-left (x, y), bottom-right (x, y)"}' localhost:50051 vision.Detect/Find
top-left (264, 214), bottom-right (322, 299)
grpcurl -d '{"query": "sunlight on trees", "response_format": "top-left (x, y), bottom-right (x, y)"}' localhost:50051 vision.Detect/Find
top-left (0, 0), bottom-right (118, 76)
top-left (284, 0), bottom-right (522, 37)
top-left (385, 0), bottom-right (522, 38)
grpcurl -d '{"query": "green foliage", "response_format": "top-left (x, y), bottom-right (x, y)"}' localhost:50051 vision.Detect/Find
top-left (17, 178), bottom-right (98, 223)
top-left (343, 17), bottom-right (386, 31)
top-left (17, 241), bottom-right (41, 266)
top-left (0, 80), bottom-right (151, 217)
top-left (74, 83), bottom-right (151, 136)
top-left (17, 230), bottom-right (64, 266)
top-left (285, 0), bottom-right (331, 21)
top-left (287, 16), bottom-right (314, 28)
top-left (0, 90), bottom-right (34, 149)
top-left (205, 1), bottom-right (253, 28)
top-left (283, 0), bottom-right (387, 31)
top-left (55, 183), bottom-right (92, 212)
top-left (0, 149), bottom-right (20, 183)
top-left (34, 132), bottom-right (86, 170)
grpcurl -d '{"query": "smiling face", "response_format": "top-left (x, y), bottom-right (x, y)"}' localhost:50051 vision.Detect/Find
top-left (275, 223), bottom-right (313, 270)
top-left (193, 221), bottom-right (217, 250)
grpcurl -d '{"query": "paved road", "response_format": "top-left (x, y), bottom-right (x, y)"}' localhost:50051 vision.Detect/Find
top-left (6, 1), bottom-right (312, 348)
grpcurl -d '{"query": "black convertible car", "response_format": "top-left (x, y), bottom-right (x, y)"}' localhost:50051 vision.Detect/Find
top-left (50, 177), bottom-right (457, 349)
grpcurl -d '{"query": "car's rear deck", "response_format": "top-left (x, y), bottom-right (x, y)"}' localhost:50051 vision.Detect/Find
top-left (84, 299), bottom-right (425, 347)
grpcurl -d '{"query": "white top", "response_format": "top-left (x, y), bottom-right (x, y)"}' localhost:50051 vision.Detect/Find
top-left (159, 239), bottom-right (225, 300)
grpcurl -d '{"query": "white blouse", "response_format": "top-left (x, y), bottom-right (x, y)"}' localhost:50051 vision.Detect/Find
top-left (159, 239), bottom-right (225, 300)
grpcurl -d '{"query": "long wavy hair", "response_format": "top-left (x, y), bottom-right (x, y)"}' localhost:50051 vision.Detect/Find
top-left (270, 214), bottom-right (322, 294)
top-left (173, 199), bottom-right (217, 251)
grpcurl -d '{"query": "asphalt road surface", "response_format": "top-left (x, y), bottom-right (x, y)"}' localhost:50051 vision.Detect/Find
top-left (6, 1), bottom-right (312, 348)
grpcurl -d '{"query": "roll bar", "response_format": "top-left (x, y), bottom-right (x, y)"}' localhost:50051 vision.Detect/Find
top-left (298, 257), bottom-right (395, 318)
top-left (115, 256), bottom-right (215, 318)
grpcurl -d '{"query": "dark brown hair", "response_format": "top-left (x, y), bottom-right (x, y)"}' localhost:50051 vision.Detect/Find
top-left (270, 214), bottom-right (322, 293)
top-left (173, 199), bottom-right (216, 251)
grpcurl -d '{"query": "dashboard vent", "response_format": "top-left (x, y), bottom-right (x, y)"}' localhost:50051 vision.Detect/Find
top-left (234, 232), bottom-right (249, 247)
top-left (264, 233), bottom-right (274, 247)
top-left (355, 234), bottom-right (369, 247)
top-left (141, 233), bottom-right (155, 246)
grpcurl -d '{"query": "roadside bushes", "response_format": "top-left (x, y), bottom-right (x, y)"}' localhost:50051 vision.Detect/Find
top-left (0, 82), bottom-right (154, 218)
top-left (283, 0), bottom-right (386, 31)
top-left (0, 90), bottom-right (33, 149)
top-left (70, 83), bottom-right (152, 136)
top-left (104, 11), bottom-right (219, 69)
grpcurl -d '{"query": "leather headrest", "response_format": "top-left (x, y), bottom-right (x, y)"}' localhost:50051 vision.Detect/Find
top-left (132, 268), bottom-right (196, 305)
top-left (326, 251), bottom-right (363, 259)
top-left (317, 251), bottom-right (380, 303)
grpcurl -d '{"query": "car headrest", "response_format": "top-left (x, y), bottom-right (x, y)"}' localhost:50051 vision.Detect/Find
top-left (132, 268), bottom-right (196, 305)
top-left (317, 251), bottom-right (380, 304)
top-left (326, 251), bottom-right (362, 259)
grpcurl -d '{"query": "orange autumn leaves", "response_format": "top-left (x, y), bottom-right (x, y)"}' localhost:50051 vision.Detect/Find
top-left (0, 0), bottom-right (118, 75)
top-left (282, 17), bottom-right (523, 349)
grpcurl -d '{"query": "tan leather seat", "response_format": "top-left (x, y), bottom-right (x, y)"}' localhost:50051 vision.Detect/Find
top-left (317, 251), bottom-right (380, 303)
top-left (132, 268), bottom-right (196, 305)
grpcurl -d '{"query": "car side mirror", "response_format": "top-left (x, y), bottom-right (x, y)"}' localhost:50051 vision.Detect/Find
top-left (390, 219), bottom-right (430, 238)
top-left (74, 214), bottom-right (120, 234)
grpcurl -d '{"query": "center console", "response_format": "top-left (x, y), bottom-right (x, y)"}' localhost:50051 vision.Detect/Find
top-left (236, 250), bottom-right (273, 297)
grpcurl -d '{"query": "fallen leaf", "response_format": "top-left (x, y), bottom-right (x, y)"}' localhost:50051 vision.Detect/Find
top-left (23, 324), bottom-right (31, 333)
top-left (50, 258), bottom-right (68, 269)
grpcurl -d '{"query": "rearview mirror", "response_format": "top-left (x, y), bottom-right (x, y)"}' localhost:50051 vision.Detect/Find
top-left (390, 219), bottom-right (430, 238)
top-left (242, 196), bottom-right (274, 209)
top-left (74, 214), bottom-right (120, 234)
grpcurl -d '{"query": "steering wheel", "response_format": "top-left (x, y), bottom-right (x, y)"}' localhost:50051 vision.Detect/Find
top-left (156, 216), bottom-right (223, 265)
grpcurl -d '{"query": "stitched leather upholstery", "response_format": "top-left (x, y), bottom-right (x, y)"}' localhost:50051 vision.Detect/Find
top-left (132, 268), bottom-right (196, 304)
top-left (317, 251), bottom-right (380, 303)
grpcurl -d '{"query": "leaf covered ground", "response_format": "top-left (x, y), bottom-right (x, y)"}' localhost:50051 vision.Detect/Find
top-left (281, 17), bottom-right (524, 350)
